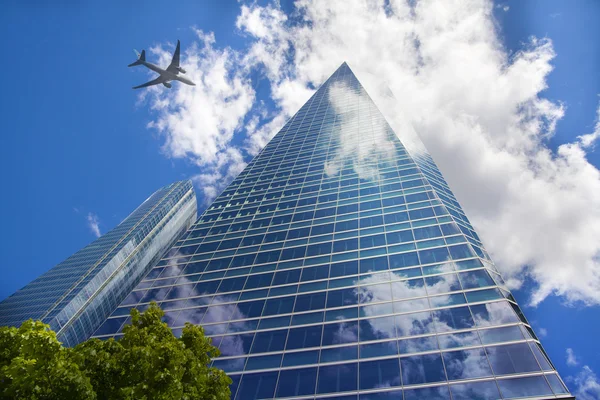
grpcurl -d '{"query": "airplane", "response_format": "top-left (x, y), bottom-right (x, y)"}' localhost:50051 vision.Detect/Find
top-left (128, 40), bottom-right (196, 89)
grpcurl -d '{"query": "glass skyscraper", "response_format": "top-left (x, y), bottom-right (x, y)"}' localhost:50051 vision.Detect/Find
top-left (0, 180), bottom-right (197, 347)
top-left (94, 64), bottom-right (572, 399)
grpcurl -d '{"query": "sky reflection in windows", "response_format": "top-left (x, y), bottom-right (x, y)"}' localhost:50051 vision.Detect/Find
top-left (93, 63), bottom-right (569, 399)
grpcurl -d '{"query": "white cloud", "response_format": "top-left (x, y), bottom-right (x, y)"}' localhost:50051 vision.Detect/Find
top-left (141, 0), bottom-right (600, 306)
top-left (566, 348), bottom-right (580, 366)
top-left (570, 365), bottom-right (600, 400)
top-left (86, 212), bottom-right (101, 238)
top-left (141, 30), bottom-right (255, 200)
top-left (538, 327), bottom-right (548, 337)
top-left (577, 100), bottom-right (600, 148)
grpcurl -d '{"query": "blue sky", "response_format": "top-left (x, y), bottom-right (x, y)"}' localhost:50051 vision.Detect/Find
top-left (0, 0), bottom-right (599, 397)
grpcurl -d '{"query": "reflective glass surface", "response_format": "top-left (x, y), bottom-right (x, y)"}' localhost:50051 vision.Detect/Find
top-left (94, 63), bottom-right (570, 398)
top-left (0, 180), bottom-right (197, 346)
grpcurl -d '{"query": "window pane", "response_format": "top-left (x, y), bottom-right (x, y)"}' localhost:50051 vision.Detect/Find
top-left (235, 371), bottom-right (278, 400)
top-left (450, 381), bottom-right (501, 400)
top-left (276, 367), bottom-right (317, 397)
top-left (403, 385), bottom-right (451, 400)
top-left (443, 349), bottom-right (493, 380)
top-left (401, 354), bottom-right (447, 385)
top-left (432, 306), bottom-right (475, 332)
top-left (250, 329), bottom-right (287, 353)
top-left (317, 363), bottom-right (358, 394)
top-left (486, 343), bottom-right (541, 375)
top-left (359, 358), bottom-right (401, 390)
top-left (497, 376), bottom-right (553, 399)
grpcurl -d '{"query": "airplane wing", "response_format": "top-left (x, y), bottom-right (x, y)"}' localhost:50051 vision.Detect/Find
top-left (132, 76), bottom-right (165, 89)
top-left (166, 40), bottom-right (181, 73)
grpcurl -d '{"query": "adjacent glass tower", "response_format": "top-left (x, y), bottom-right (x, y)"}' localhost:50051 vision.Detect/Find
top-left (0, 180), bottom-right (197, 346)
top-left (94, 64), bottom-right (572, 399)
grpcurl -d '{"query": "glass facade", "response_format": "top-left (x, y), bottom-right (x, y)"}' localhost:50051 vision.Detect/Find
top-left (0, 180), bottom-right (197, 346)
top-left (94, 63), bottom-right (572, 399)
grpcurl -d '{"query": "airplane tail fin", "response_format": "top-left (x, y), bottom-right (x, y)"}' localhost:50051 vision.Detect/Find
top-left (128, 49), bottom-right (146, 67)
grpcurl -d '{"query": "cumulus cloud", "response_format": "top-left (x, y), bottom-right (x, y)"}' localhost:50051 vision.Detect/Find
top-left (86, 212), bottom-right (101, 238)
top-left (141, 0), bottom-right (600, 306)
top-left (141, 31), bottom-right (254, 201)
top-left (566, 348), bottom-right (579, 366)
top-left (570, 365), bottom-right (600, 400)
top-left (577, 101), bottom-right (600, 148)
top-left (538, 327), bottom-right (548, 337)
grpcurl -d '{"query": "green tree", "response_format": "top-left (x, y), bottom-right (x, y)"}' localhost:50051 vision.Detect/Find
top-left (75, 303), bottom-right (231, 400)
top-left (0, 320), bottom-right (95, 400)
top-left (1, 303), bottom-right (231, 400)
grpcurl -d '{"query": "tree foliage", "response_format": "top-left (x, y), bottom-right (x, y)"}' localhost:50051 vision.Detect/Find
top-left (0, 303), bottom-right (231, 400)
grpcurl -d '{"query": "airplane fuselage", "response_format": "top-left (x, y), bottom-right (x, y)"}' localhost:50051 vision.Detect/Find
top-left (140, 61), bottom-right (195, 86)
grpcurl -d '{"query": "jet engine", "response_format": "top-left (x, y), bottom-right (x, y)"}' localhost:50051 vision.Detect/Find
top-left (163, 82), bottom-right (172, 88)
top-left (178, 67), bottom-right (187, 74)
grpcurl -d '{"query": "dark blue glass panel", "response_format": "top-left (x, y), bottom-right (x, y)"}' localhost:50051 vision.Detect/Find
top-left (311, 223), bottom-right (334, 235)
top-left (401, 354), bottom-right (447, 384)
top-left (360, 256), bottom-right (389, 273)
top-left (496, 376), bottom-right (553, 399)
top-left (529, 342), bottom-right (553, 370)
top-left (448, 244), bottom-right (476, 260)
top-left (386, 229), bottom-right (414, 244)
top-left (273, 269), bottom-right (301, 285)
top-left (326, 288), bottom-right (358, 307)
top-left (301, 265), bottom-right (329, 281)
top-left (263, 296), bottom-right (295, 316)
top-left (282, 350), bottom-right (319, 367)
top-left (94, 317), bottom-right (125, 336)
top-left (359, 340), bottom-right (398, 358)
top-left (459, 269), bottom-right (494, 289)
top-left (244, 273), bottom-right (274, 290)
top-left (307, 242), bottom-right (333, 256)
top-left (546, 374), bottom-right (569, 394)
top-left (359, 358), bottom-right (401, 390)
top-left (317, 363), bottom-right (358, 394)
top-left (384, 212), bottom-right (408, 224)
top-left (413, 225), bottom-right (443, 240)
top-left (486, 343), bottom-right (541, 375)
top-left (419, 247), bottom-right (451, 264)
top-left (333, 238), bottom-right (359, 253)
top-left (360, 234), bottom-right (386, 249)
top-left (432, 306), bottom-right (475, 332)
top-left (321, 345), bottom-right (358, 363)
top-left (408, 207), bottom-right (435, 220)
top-left (330, 260), bottom-right (358, 277)
top-left (236, 300), bottom-right (265, 319)
top-left (276, 367), bottom-right (317, 397)
top-left (294, 292), bottom-right (326, 312)
top-left (280, 246), bottom-right (307, 261)
top-left (217, 277), bottom-right (246, 293)
top-left (403, 385), bottom-right (451, 400)
top-left (388, 252), bottom-right (419, 269)
top-left (250, 329), bottom-right (287, 353)
top-left (286, 325), bottom-right (322, 349)
top-left (245, 354), bottom-right (282, 370)
top-left (235, 371), bottom-right (278, 400)
top-left (443, 349), bottom-right (492, 380)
